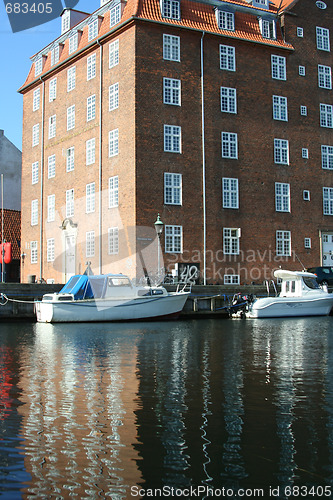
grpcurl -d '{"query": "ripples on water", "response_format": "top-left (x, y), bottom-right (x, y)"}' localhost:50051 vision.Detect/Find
top-left (0, 317), bottom-right (333, 499)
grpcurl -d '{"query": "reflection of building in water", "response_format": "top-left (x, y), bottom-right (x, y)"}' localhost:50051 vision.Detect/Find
top-left (17, 325), bottom-right (142, 498)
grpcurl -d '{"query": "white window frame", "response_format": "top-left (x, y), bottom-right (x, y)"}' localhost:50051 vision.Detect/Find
top-left (316, 27), bottom-right (330, 52)
top-left (67, 105), bottom-right (75, 131)
top-left (163, 78), bottom-right (181, 106)
top-left (109, 83), bottom-right (119, 111)
top-left (220, 45), bottom-right (236, 71)
top-left (32, 124), bottom-right (39, 147)
top-left (110, 3), bottom-right (121, 27)
top-left (221, 132), bottom-right (238, 159)
top-left (273, 95), bottom-right (288, 121)
top-left (224, 274), bottom-right (240, 285)
top-left (221, 87), bottom-right (237, 114)
top-left (271, 55), bottom-right (286, 80)
top-left (300, 105), bottom-right (307, 116)
top-left (109, 39), bottom-right (119, 68)
top-left (32, 162), bottom-right (39, 185)
top-left (87, 94), bottom-right (96, 121)
top-left (161, 0), bottom-right (180, 20)
top-left (276, 230), bottom-right (291, 256)
top-left (302, 148), bottom-right (309, 159)
top-left (260, 18), bottom-right (276, 39)
top-left (297, 27), bottom-right (304, 37)
top-left (86, 183), bottom-right (95, 214)
top-left (88, 19), bottom-right (98, 41)
top-left (86, 231), bottom-right (95, 257)
top-left (320, 104), bottom-right (333, 128)
top-left (165, 225), bottom-right (183, 253)
top-left (35, 57), bottom-right (43, 77)
top-left (67, 66), bottom-right (76, 92)
top-left (109, 176), bottom-right (119, 208)
top-left (322, 145), bottom-right (333, 170)
top-left (299, 65), bottom-right (306, 76)
top-left (31, 241), bottom-right (38, 264)
top-left (164, 173), bottom-right (182, 205)
top-left (222, 178), bottom-right (239, 209)
top-left (48, 115), bottom-right (56, 139)
top-left (304, 238), bottom-right (311, 249)
top-left (31, 199), bottom-right (38, 226)
top-left (164, 125), bottom-right (181, 153)
top-left (87, 53), bottom-right (96, 80)
top-left (47, 194), bottom-right (55, 222)
top-left (33, 88), bottom-right (40, 111)
top-left (303, 190), bottom-right (310, 201)
top-left (49, 78), bottom-right (57, 102)
top-left (323, 187), bottom-right (333, 215)
top-left (318, 65), bottom-right (332, 89)
top-left (68, 33), bottom-right (78, 54)
top-left (48, 154), bottom-right (55, 179)
top-left (274, 138), bottom-right (289, 165)
top-left (275, 182), bottom-right (290, 212)
top-left (66, 147), bottom-right (75, 172)
top-left (47, 238), bottom-right (55, 262)
top-left (109, 129), bottom-right (119, 157)
top-left (51, 45), bottom-right (60, 66)
top-left (108, 227), bottom-right (119, 255)
top-left (223, 228), bottom-right (240, 255)
top-left (86, 138), bottom-right (96, 166)
top-left (163, 34), bottom-right (180, 62)
top-left (66, 189), bottom-right (74, 218)
top-left (217, 11), bottom-right (234, 31)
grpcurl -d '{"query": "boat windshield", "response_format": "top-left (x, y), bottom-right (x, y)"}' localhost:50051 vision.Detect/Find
top-left (108, 277), bottom-right (131, 287)
top-left (303, 277), bottom-right (320, 290)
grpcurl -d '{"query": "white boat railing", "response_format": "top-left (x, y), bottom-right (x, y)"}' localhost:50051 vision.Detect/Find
top-left (265, 280), bottom-right (278, 297)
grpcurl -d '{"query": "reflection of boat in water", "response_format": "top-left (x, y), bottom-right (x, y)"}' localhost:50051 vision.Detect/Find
top-left (35, 274), bottom-right (190, 323)
top-left (246, 270), bottom-right (333, 318)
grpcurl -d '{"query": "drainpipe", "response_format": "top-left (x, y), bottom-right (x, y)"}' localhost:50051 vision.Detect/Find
top-left (39, 78), bottom-right (45, 281)
top-left (97, 40), bottom-right (103, 275)
top-left (201, 32), bottom-right (207, 285)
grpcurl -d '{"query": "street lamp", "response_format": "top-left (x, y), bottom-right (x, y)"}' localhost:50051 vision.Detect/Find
top-left (154, 213), bottom-right (164, 277)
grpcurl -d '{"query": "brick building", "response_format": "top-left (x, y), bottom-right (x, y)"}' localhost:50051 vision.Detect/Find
top-left (19, 0), bottom-right (333, 284)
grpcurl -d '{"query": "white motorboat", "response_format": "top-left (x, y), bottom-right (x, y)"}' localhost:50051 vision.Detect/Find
top-left (246, 269), bottom-right (333, 318)
top-left (35, 274), bottom-right (190, 323)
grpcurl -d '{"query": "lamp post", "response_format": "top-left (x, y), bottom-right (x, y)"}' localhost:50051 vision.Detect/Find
top-left (154, 213), bottom-right (164, 277)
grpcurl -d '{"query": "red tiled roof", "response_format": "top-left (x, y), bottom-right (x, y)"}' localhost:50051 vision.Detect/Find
top-left (19, 0), bottom-right (293, 91)
top-left (0, 210), bottom-right (21, 260)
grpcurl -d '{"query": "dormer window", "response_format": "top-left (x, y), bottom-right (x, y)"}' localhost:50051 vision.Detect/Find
top-left (35, 57), bottom-right (43, 76)
top-left (61, 10), bottom-right (70, 34)
top-left (88, 19), bottom-right (99, 41)
top-left (260, 18), bottom-right (276, 39)
top-left (161, 0), bottom-right (180, 20)
top-left (110, 2), bottom-right (121, 27)
top-left (216, 10), bottom-right (235, 31)
top-left (69, 32), bottom-right (78, 54)
top-left (252, 0), bottom-right (269, 9)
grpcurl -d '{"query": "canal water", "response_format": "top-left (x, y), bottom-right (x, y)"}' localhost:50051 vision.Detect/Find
top-left (1, 317), bottom-right (333, 499)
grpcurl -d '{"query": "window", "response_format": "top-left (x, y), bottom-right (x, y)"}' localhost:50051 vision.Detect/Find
top-left (51, 45), bottom-right (60, 66)
top-left (35, 57), bottom-right (43, 77)
top-left (88, 19), bottom-right (98, 41)
top-left (224, 274), bottom-right (240, 285)
top-left (274, 139), bottom-right (289, 165)
top-left (110, 3), bottom-right (121, 27)
top-left (318, 65), bottom-right (332, 89)
top-left (68, 33), bottom-right (78, 54)
top-left (31, 199), bottom-right (38, 226)
top-left (271, 55), bottom-right (286, 80)
top-left (32, 162), bottom-right (38, 185)
top-left (300, 105), bottom-right (307, 116)
top-left (164, 173), bottom-right (182, 205)
top-left (61, 10), bottom-right (70, 33)
top-left (86, 231), bottom-right (95, 257)
top-left (275, 183), bottom-right (290, 212)
top-left (221, 87), bottom-right (237, 113)
top-left (217, 11), bottom-right (234, 31)
top-left (161, 0), bottom-right (180, 20)
top-left (163, 34), bottom-right (180, 61)
top-left (109, 39), bottom-right (119, 68)
top-left (86, 138), bottom-right (96, 165)
top-left (67, 66), bottom-right (76, 92)
top-left (49, 78), bottom-right (57, 101)
top-left (165, 225), bottom-right (182, 253)
top-left (322, 145), bottom-right (333, 170)
top-left (252, 0), bottom-right (268, 7)
top-left (32, 124), bottom-right (39, 147)
top-left (49, 115), bottom-right (56, 139)
top-left (108, 227), bottom-right (119, 254)
top-left (320, 104), bottom-right (333, 128)
top-left (221, 132), bottom-right (238, 159)
top-left (109, 83), bottom-right (119, 111)
top-left (223, 228), bottom-right (240, 255)
top-left (66, 147), bottom-right (75, 172)
top-left (323, 187), bottom-right (333, 215)
top-left (86, 183), bottom-right (95, 213)
top-left (163, 78), bottom-right (181, 106)
top-left (109, 129), bottom-right (119, 157)
top-left (303, 190), bottom-right (310, 201)
top-left (31, 241), bottom-right (38, 264)
top-left (109, 176), bottom-right (119, 208)
top-left (260, 19), bottom-right (276, 39)
top-left (47, 194), bottom-right (55, 222)
top-left (304, 238), bottom-right (311, 249)
top-left (299, 65), bottom-right (306, 76)
top-left (273, 95), bottom-right (288, 121)
top-left (316, 27), bottom-right (330, 52)
top-left (302, 148), bottom-right (309, 159)
top-left (297, 27), bottom-right (303, 37)
top-left (48, 155), bottom-right (55, 178)
top-left (87, 95), bottom-right (96, 121)
top-left (222, 178), bottom-right (239, 209)
top-left (276, 230), bottom-right (291, 256)
top-left (164, 125), bottom-right (181, 153)
top-left (47, 238), bottom-right (55, 262)
top-left (33, 88), bottom-right (40, 111)
top-left (66, 189), bottom-right (74, 217)
top-left (220, 45), bottom-right (235, 71)
top-left (67, 105), bottom-right (75, 131)
top-left (87, 54), bottom-right (96, 80)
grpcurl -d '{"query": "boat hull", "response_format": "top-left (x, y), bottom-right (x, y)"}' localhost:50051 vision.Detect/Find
top-left (247, 296), bottom-right (333, 318)
top-left (35, 292), bottom-right (190, 323)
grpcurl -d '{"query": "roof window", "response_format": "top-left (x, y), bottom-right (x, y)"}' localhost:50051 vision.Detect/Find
top-left (161, 0), bottom-right (181, 20)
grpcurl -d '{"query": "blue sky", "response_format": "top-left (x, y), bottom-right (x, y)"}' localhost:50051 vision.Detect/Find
top-left (0, 0), bottom-right (96, 150)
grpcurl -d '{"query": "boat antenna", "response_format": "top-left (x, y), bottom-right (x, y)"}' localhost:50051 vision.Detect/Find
top-left (293, 252), bottom-right (306, 271)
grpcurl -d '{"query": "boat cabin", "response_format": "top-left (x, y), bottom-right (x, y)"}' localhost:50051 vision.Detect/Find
top-left (274, 270), bottom-right (321, 298)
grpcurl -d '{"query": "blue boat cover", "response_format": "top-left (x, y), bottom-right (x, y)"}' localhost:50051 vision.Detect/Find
top-left (60, 274), bottom-right (125, 299)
